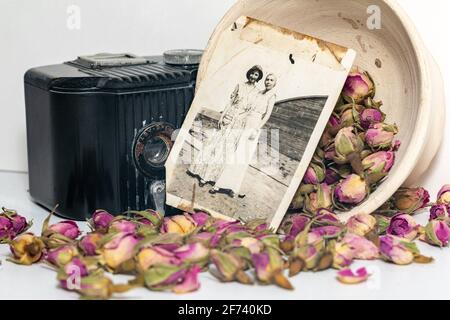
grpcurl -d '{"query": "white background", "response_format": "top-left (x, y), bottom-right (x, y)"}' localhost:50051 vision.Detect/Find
top-left (0, 0), bottom-right (449, 189)
top-left (0, 0), bottom-right (450, 300)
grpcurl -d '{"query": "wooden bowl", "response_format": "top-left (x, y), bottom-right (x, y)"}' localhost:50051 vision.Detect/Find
top-left (198, 0), bottom-right (446, 221)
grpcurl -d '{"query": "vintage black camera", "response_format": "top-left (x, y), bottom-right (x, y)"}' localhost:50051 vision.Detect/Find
top-left (24, 50), bottom-right (201, 220)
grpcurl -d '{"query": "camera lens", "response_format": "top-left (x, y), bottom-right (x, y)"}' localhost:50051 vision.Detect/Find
top-left (132, 122), bottom-right (175, 178)
top-left (143, 136), bottom-right (171, 166)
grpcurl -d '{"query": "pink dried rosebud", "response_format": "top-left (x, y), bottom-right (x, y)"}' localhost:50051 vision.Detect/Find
top-left (305, 183), bottom-right (332, 213)
top-left (308, 226), bottom-right (342, 244)
top-left (337, 267), bottom-right (371, 285)
top-left (387, 214), bottom-right (419, 241)
top-left (232, 237), bottom-right (264, 254)
top-left (251, 252), bottom-right (272, 282)
top-left (334, 127), bottom-right (364, 163)
top-left (78, 233), bottom-right (103, 256)
top-left (429, 204), bottom-right (450, 221)
top-left (340, 108), bottom-right (357, 127)
top-left (365, 123), bottom-right (398, 150)
top-left (173, 265), bottom-right (202, 294)
top-left (423, 220), bottom-right (450, 247)
top-left (334, 174), bottom-right (367, 205)
top-left (392, 187), bottom-right (430, 214)
top-left (48, 220), bottom-right (81, 240)
top-left (47, 245), bottom-right (79, 267)
top-left (109, 219), bottom-right (138, 233)
top-left (187, 232), bottom-right (215, 247)
top-left (437, 185), bottom-right (450, 205)
top-left (342, 69), bottom-right (375, 104)
top-left (362, 151), bottom-right (395, 175)
top-left (341, 233), bottom-right (379, 260)
top-left (160, 213), bottom-right (197, 235)
top-left (143, 264), bottom-right (186, 290)
top-left (190, 211), bottom-right (210, 227)
top-left (210, 250), bottom-right (250, 284)
top-left (136, 246), bottom-right (181, 271)
top-left (282, 215), bottom-right (310, 242)
top-left (9, 233), bottom-right (45, 265)
top-left (0, 217), bottom-right (14, 241)
top-left (173, 243), bottom-right (209, 264)
top-left (325, 168), bottom-right (340, 185)
top-left (379, 235), bottom-right (416, 265)
top-left (346, 213), bottom-right (377, 236)
top-left (102, 232), bottom-right (139, 270)
top-left (302, 163), bottom-right (325, 185)
top-left (0, 209), bottom-right (31, 242)
top-left (59, 258), bottom-right (90, 290)
top-left (359, 108), bottom-right (385, 129)
top-left (91, 210), bottom-right (114, 230)
top-left (315, 209), bottom-right (341, 227)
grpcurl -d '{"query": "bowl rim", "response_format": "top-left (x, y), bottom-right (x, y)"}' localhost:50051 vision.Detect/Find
top-left (197, 0), bottom-right (434, 221)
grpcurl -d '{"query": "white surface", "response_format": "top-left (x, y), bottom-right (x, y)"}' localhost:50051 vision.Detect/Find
top-left (1, 171), bottom-right (450, 300)
top-left (0, 0), bottom-right (236, 172)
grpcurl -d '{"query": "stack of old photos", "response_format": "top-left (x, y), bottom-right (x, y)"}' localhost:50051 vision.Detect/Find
top-left (166, 16), bottom-right (356, 230)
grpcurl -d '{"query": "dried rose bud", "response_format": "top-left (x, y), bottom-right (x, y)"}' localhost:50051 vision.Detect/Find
top-left (387, 214), bottom-right (419, 241)
top-left (160, 214), bottom-right (197, 235)
top-left (143, 264), bottom-right (187, 290)
top-left (342, 69), bottom-right (375, 104)
top-left (47, 245), bottom-right (79, 267)
top-left (91, 210), bottom-right (114, 231)
top-left (340, 108), bottom-right (358, 127)
top-left (429, 204), bottom-right (450, 221)
top-left (252, 248), bottom-right (292, 290)
top-left (392, 187), bottom-right (430, 214)
top-left (136, 246), bottom-right (181, 271)
top-left (190, 212), bottom-right (210, 227)
top-left (334, 127), bottom-right (364, 163)
top-left (173, 265), bottom-right (202, 294)
top-left (187, 232), bottom-right (215, 248)
top-left (0, 217), bottom-right (14, 241)
top-left (315, 209), bottom-right (340, 223)
top-left (302, 163), bottom-right (325, 185)
top-left (9, 233), bottom-right (45, 265)
top-left (346, 213), bottom-right (377, 236)
top-left (437, 185), bottom-right (450, 205)
top-left (251, 252), bottom-right (272, 283)
top-left (379, 235), bottom-right (417, 265)
top-left (102, 232), bottom-right (140, 270)
top-left (70, 274), bottom-right (131, 299)
top-left (0, 209), bottom-right (31, 242)
top-left (78, 232), bottom-right (103, 256)
top-left (48, 221), bottom-right (81, 240)
top-left (333, 242), bottom-right (354, 269)
top-left (337, 267), bottom-right (370, 285)
top-left (423, 220), bottom-right (450, 247)
top-left (365, 123), bottom-right (398, 150)
top-left (109, 219), bottom-right (138, 233)
top-left (362, 151), bottom-right (395, 176)
top-left (359, 108), bottom-right (385, 129)
top-left (334, 174), bottom-right (368, 205)
top-left (210, 250), bottom-right (250, 284)
top-left (340, 233), bottom-right (379, 260)
top-left (282, 215), bottom-right (311, 242)
top-left (59, 258), bottom-right (90, 291)
top-left (232, 237), bottom-right (264, 254)
top-left (305, 183), bottom-right (332, 213)
top-left (325, 168), bottom-right (340, 185)
top-left (174, 243), bottom-right (209, 264)
top-left (308, 226), bottom-right (343, 244)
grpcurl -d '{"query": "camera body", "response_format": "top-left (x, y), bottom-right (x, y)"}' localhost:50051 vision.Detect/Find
top-left (24, 51), bottom-right (200, 220)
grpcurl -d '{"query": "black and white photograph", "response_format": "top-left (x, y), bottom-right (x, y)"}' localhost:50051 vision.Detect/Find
top-left (166, 16), bottom-right (356, 229)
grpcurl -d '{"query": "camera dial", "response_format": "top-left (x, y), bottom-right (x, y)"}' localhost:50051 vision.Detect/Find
top-left (132, 122), bottom-right (175, 178)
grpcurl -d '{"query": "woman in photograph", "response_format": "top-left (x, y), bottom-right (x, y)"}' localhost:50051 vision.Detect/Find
top-left (187, 65), bottom-right (264, 187)
top-left (211, 73), bottom-right (278, 198)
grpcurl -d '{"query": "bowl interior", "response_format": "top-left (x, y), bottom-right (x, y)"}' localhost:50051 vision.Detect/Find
top-left (199, 0), bottom-right (424, 219)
